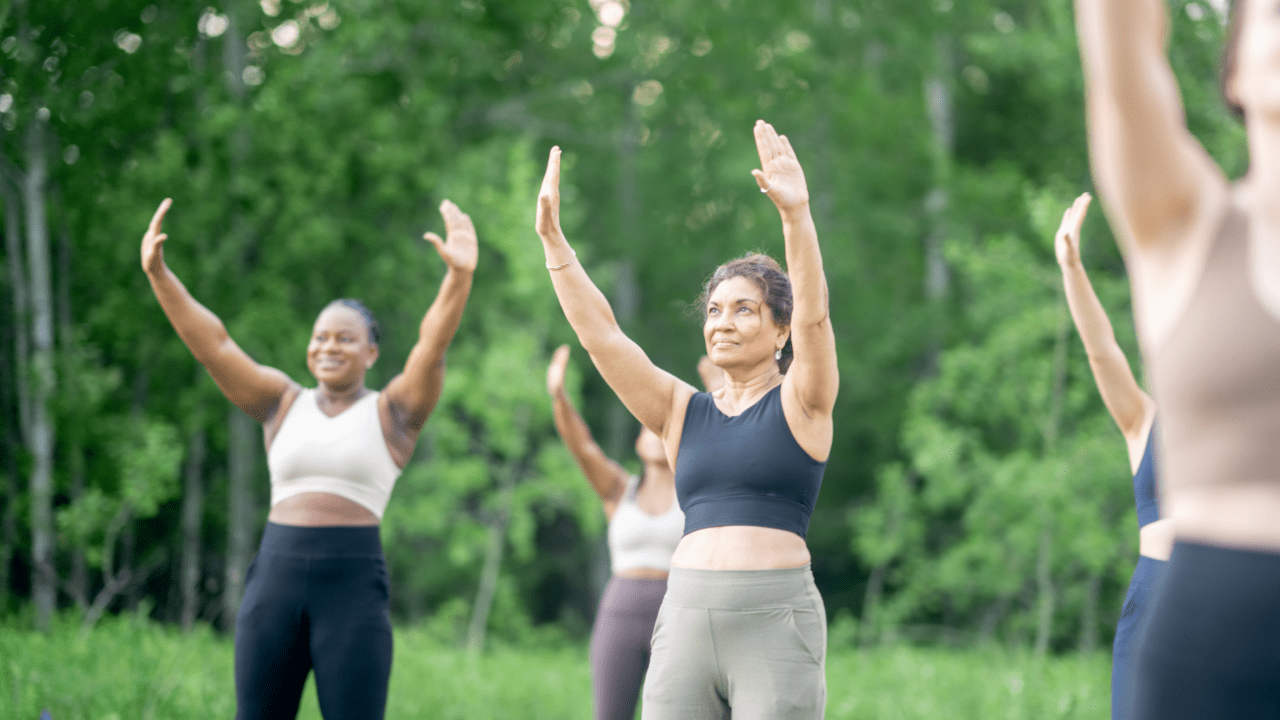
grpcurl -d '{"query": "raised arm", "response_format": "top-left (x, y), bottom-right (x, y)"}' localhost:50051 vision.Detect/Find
top-left (1074, 0), bottom-right (1225, 248)
top-left (1056, 193), bottom-right (1154, 444)
top-left (535, 147), bottom-right (695, 443)
top-left (751, 121), bottom-right (838, 422)
top-left (141, 199), bottom-right (294, 423)
top-left (546, 345), bottom-right (629, 518)
top-left (382, 200), bottom-right (477, 436)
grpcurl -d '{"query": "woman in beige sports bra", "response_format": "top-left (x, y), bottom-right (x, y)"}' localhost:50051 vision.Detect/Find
top-left (547, 347), bottom-right (723, 720)
top-left (1075, 0), bottom-right (1280, 716)
top-left (140, 198), bottom-right (476, 719)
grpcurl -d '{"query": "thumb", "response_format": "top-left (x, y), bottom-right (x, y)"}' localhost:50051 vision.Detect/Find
top-left (424, 232), bottom-right (446, 254)
top-left (751, 169), bottom-right (770, 192)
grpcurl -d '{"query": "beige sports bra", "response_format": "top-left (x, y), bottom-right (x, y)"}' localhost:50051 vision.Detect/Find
top-left (1151, 199), bottom-right (1280, 496)
top-left (607, 474), bottom-right (684, 574)
top-left (267, 388), bottom-right (402, 519)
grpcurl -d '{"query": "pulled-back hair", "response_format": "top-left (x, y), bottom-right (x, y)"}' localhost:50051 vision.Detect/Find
top-left (697, 253), bottom-right (794, 373)
top-left (324, 298), bottom-right (381, 345)
top-left (1222, 0), bottom-right (1246, 122)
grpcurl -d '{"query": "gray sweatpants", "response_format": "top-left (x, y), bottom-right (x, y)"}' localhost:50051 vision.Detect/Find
top-left (641, 565), bottom-right (826, 720)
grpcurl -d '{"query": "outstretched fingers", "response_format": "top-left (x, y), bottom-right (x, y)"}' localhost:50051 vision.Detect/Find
top-left (541, 146), bottom-right (562, 197)
top-left (149, 198), bottom-right (173, 235)
top-left (536, 146), bottom-right (564, 239)
top-left (547, 344), bottom-right (571, 395)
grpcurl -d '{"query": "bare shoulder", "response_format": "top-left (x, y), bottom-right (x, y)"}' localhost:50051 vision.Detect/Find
top-left (1127, 177), bottom-right (1232, 354)
top-left (660, 383), bottom-right (700, 470)
top-left (263, 382), bottom-right (305, 451)
top-left (779, 373), bottom-right (833, 463)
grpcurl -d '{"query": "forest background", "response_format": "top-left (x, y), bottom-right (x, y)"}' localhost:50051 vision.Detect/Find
top-left (0, 0), bottom-right (1245, 656)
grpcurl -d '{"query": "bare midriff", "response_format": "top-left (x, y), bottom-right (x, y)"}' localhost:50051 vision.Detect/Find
top-left (1139, 518), bottom-right (1175, 561)
top-left (670, 526), bottom-right (810, 570)
top-left (268, 491), bottom-right (380, 527)
top-left (616, 567), bottom-right (670, 580)
top-left (1163, 483), bottom-right (1280, 552)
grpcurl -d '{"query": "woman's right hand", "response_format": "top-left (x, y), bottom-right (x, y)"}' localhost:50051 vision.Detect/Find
top-left (141, 198), bottom-right (173, 275)
top-left (536, 147), bottom-right (564, 242)
top-left (547, 344), bottom-right (570, 396)
top-left (1054, 192), bottom-right (1091, 268)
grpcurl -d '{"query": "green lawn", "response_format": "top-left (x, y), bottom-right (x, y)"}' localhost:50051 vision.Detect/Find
top-left (2, 616), bottom-right (1110, 719)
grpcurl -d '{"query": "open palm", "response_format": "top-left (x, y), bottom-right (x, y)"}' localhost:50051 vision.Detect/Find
top-left (425, 200), bottom-right (478, 272)
top-left (1055, 193), bottom-right (1091, 267)
top-left (751, 120), bottom-right (809, 213)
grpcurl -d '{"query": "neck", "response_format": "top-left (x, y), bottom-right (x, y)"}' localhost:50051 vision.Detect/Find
top-left (316, 379), bottom-right (369, 405)
top-left (719, 363), bottom-right (782, 400)
top-left (1245, 118), bottom-right (1280, 220)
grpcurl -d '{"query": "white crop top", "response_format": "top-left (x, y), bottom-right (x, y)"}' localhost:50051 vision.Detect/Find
top-left (267, 388), bottom-right (402, 519)
top-left (607, 475), bottom-right (684, 574)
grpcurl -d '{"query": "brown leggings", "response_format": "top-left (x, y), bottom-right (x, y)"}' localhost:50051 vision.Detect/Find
top-left (590, 576), bottom-right (668, 720)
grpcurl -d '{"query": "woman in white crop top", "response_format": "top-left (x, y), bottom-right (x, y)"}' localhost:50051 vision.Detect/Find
top-left (140, 198), bottom-right (477, 720)
top-left (546, 346), bottom-right (722, 720)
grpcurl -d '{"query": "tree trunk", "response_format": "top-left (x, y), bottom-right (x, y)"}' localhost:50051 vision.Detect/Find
top-left (23, 112), bottom-right (56, 632)
top-left (54, 184), bottom-right (87, 610)
top-left (1078, 569), bottom-right (1102, 654)
top-left (223, 407), bottom-right (257, 633)
top-left (923, 35), bottom-right (954, 308)
top-left (1033, 526), bottom-right (1055, 656)
top-left (181, 426), bottom-right (207, 632)
top-left (0, 170), bottom-right (26, 611)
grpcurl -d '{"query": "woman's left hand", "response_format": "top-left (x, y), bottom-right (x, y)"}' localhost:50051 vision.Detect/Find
top-left (425, 200), bottom-right (478, 273)
top-left (751, 120), bottom-right (810, 214)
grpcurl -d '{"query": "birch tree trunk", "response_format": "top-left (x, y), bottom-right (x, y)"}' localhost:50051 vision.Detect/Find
top-left (23, 111), bottom-right (57, 632)
top-left (223, 408), bottom-right (256, 632)
top-left (0, 171), bottom-right (25, 609)
top-left (55, 187), bottom-right (87, 610)
top-left (1034, 301), bottom-right (1071, 656)
top-left (181, 425), bottom-right (207, 632)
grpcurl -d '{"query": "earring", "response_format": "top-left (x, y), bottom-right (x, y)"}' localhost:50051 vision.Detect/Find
top-left (775, 349), bottom-right (782, 361)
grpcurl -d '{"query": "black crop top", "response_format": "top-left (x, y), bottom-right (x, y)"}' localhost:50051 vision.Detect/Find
top-left (674, 385), bottom-right (827, 539)
top-left (1134, 421), bottom-right (1160, 528)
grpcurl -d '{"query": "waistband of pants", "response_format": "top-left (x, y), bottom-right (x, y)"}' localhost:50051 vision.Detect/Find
top-left (258, 520), bottom-right (383, 558)
top-left (664, 564), bottom-right (816, 609)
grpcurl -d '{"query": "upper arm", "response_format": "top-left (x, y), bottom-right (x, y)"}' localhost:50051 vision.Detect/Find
top-left (571, 441), bottom-right (631, 516)
top-left (382, 340), bottom-right (447, 436)
top-left (1076, 0), bottom-right (1225, 247)
top-left (584, 329), bottom-right (697, 443)
top-left (785, 282), bottom-right (839, 419)
top-left (1086, 341), bottom-right (1155, 441)
top-left (200, 336), bottom-right (295, 424)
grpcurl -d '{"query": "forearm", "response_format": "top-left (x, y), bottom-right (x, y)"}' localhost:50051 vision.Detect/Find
top-left (146, 265), bottom-right (231, 363)
top-left (779, 204), bottom-right (830, 328)
top-left (552, 391), bottom-right (599, 466)
top-left (540, 234), bottom-right (625, 353)
top-left (1060, 260), bottom-right (1121, 359)
top-left (415, 267), bottom-right (474, 365)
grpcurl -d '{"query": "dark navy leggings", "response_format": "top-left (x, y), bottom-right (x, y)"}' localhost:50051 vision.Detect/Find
top-left (234, 522), bottom-right (393, 720)
top-left (1134, 541), bottom-right (1280, 720)
top-left (1112, 555), bottom-right (1167, 720)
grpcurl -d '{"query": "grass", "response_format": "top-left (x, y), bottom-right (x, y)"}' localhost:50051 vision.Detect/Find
top-left (1, 615), bottom-right (1111, 719)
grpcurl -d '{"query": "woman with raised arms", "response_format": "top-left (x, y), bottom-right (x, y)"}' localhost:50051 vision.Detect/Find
top-left (1075, 0), bottom-right (1280, 716)
top-left (535, 120), bottom-right (838, 720)
top-left (141, 198), bottom-right (477, 719)
top-left (1054, 193), bottom-right (1171, 720)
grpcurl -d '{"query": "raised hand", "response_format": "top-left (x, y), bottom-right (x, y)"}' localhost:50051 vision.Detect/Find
top-left (140, 198), bottom-right (173, 275)
top-left (547, 344), bottom-right (570, 396)
top-left (424, 200), bottom-right (478, 273)
top-left (536, 146), bottom-right (564, 241)
top-left (751, 120), bottom-right (809, 214)
top-left (1055, 192), bottom-right (1092, 268)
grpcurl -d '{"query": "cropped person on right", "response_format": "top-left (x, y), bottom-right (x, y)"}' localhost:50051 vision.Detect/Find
top-left (1074, 0), bottom-right (1280, 717)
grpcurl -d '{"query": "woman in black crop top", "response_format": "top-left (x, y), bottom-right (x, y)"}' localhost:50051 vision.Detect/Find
top-left (534, 120), bottom-right (838, 719)
top-left (1055, 193), bottom-right (1170, 720)
top-left (1076, 1), bottom-right (1280, 716)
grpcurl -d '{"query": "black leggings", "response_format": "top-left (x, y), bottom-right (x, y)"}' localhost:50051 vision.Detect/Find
top-left (590, 576), bottom-right (667, 720)
top-left (1134, 541), bottom-right (1280, 720)
top-left (234, 522), bottom-right (393, 720)
top-left (1112, 555), bottom-right (1167, 720)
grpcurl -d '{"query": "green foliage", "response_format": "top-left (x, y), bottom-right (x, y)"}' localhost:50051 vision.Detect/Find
top-left (1, 616), bottom-right (1111, 719)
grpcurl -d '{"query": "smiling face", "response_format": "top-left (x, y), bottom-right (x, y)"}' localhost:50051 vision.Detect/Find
top-left (703, 275), bottom-right (790, 372)
top-left (306, 305), bottom-right (379, 388)
top-left (1229, 0), bottom-right (1280, 122)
